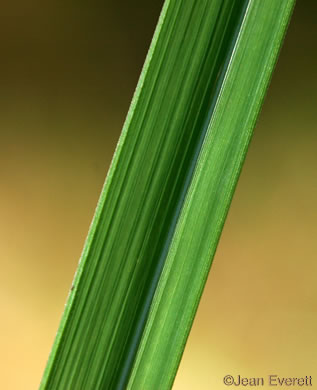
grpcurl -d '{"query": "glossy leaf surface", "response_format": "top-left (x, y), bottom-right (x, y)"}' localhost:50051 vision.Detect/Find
top-left (40, 1), bottom-right (295, 389)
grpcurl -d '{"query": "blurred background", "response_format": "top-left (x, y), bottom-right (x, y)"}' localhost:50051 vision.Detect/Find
top-left (0, 1), bottom-right (316, 389)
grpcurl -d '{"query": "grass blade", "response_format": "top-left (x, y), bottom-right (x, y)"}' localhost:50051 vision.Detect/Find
top-left (40, 0), bottom-right (295, 389)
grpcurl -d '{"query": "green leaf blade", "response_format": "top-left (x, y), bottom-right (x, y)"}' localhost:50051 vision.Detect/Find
top-left (40, 0), bottom-right (295, 389)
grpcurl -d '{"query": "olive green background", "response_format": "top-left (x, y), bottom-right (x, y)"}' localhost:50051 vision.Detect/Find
top-left (1, 1), bottom-right (316, 389)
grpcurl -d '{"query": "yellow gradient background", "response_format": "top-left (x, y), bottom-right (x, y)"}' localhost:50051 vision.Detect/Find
top-left (0, 1), bottom-right (316, 389)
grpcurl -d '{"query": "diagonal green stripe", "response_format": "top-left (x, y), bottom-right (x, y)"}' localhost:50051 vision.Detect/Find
top-left (40, 0), bottom-right (295, 389)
